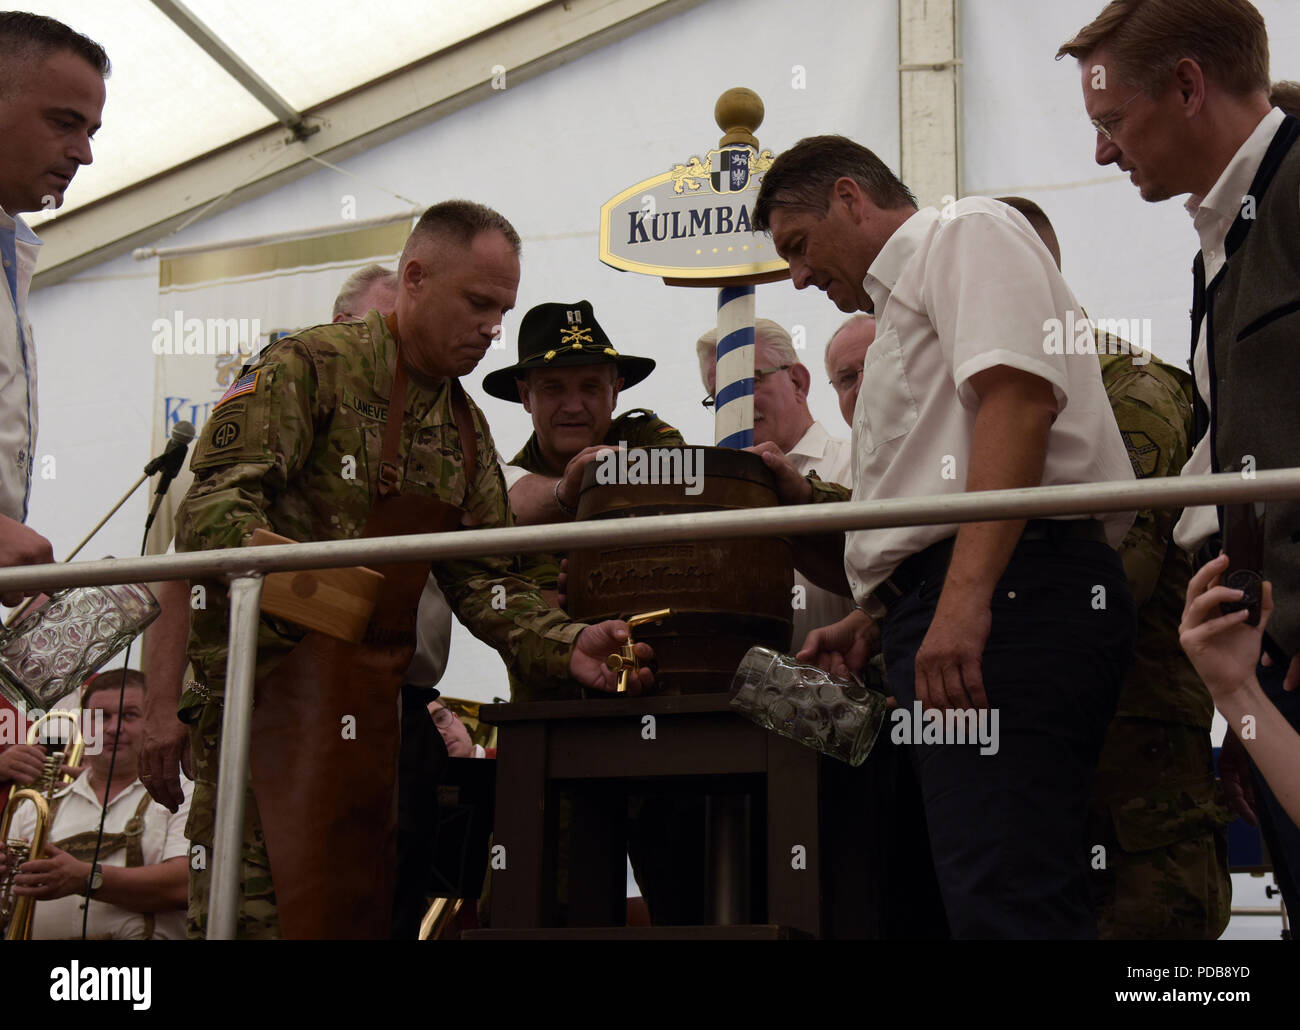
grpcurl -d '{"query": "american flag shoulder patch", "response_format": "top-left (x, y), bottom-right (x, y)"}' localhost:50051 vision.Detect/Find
top-left (215, 369), bottom-right (261, 408)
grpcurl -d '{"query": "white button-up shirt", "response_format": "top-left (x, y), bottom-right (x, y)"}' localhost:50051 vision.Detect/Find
top-left (844, 198), bottom-right (1135, 601)
top-left (786, 419), bottom-right (855, 640)
top-left (0, 209), bottom-right (40, 522)
top-left (1173, 107), bottom-right (1286, 554)
top-left (9, 774), bottom-right (193, 940)
top-left (403, 574), bottom-right (453, 689)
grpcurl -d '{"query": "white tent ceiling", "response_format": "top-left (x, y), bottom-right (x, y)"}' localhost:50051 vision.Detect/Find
top-left (22, 0), bottom-right (700, 286)
top-left (24, 0), bottom-right (547, 227)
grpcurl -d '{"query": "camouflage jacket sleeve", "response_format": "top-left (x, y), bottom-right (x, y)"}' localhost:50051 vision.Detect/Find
top-left (611, 408), bottom-right (686, 447)
top-left (807, 470), bottom-right (852, 504)
top-left (1100, 353), bottom-right (1193, 605)
top-left (175, 342), bottom-right (318, 697)
top-left (430, 400), bottom-right (585, 686)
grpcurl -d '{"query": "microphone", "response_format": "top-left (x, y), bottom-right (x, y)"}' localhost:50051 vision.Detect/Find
top-left (144, 420), bottom-right (196, 485)
top-left (144, 421), bottom-right (196, 532)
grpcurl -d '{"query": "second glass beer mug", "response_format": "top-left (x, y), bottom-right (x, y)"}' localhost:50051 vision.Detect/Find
top-left (0, 582), bottom-right (160, 711)
top-left (729, 645), bottom-right (888, 766)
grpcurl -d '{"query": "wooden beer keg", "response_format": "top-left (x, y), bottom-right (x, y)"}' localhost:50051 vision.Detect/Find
top-left (565, 446), bottom-right (794, 694)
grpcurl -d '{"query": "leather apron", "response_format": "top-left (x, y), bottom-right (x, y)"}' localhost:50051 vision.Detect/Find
top-left (248, 322), bottom-right (477, 939)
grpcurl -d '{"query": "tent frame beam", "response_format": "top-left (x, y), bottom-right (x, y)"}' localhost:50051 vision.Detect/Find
top-left (149, 0), bottom-right (318, 141)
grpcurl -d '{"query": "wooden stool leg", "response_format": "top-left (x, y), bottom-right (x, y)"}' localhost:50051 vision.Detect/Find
top-left (489, 724), bottom-right (548, 928)
top-left (766, 736), bottom-right (822, 938)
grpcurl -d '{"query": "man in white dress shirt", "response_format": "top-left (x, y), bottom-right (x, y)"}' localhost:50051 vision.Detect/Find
top-left (697, 318), bottom-right (855, 643)
top-left (751, 135), bottom-right (1137, 938)
top-left (1060, 0), bottom-right (1300, 932)
top-left (1, 671), bottom-right (191, 939)
top-left (0, 14), bottom-right (107, 605)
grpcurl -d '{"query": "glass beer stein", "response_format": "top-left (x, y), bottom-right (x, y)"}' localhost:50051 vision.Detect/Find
top-left (729, 645), bottom-right (888, 766)
top-left (0, 582), bottom-right (160, 711)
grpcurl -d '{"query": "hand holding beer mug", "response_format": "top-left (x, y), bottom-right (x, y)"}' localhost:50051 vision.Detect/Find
top-left (729, 645), bottom-right (887, 766)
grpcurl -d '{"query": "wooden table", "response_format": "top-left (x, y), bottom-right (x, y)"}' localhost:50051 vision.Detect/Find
top-left (469, 692), bottom-right (885, 940)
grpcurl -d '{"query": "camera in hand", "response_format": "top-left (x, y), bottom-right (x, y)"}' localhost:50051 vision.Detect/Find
top-left (1219, 492), bottom-right (1265, 627)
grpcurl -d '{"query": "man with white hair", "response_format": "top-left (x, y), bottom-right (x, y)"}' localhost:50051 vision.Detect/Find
top-left (697, 317), bottom-right (854, 641)
top-left (823, 315), bottom-right (876, 430)
top-left (332, 263), bottom-right (399, 323)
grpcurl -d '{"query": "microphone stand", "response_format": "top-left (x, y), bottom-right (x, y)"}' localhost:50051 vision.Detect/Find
top-left (65, 472), bottom-right (149, 562)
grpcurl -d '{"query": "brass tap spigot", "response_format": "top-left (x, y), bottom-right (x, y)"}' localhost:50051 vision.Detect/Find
top-left (605, 608), bottom-right (671, 693)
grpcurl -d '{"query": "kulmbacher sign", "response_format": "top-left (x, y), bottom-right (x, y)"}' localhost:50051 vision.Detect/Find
top-left (599, 144), bottom-right (788, 280)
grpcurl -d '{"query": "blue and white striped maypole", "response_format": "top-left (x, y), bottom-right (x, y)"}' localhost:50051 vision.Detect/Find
top-left (714, 286), bottom-right (756, 447)
top-left (710, 89), bottom-right (765, 449)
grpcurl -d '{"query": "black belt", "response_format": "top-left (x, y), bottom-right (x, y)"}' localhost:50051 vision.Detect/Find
top-left (862, 519), bottom-right (1107, 619)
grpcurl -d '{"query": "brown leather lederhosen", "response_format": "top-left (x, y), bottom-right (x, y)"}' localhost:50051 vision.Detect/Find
top-left (248, 315), bottom-right (477, 939)
top-left (53, 786), bottom-right (156, 939)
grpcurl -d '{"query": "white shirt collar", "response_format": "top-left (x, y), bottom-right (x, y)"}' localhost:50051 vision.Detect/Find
top-left (861, 207), bottom-right (935, 315)
top-left (0, 207), bottom-right (42, 246)
top-left (787, 419), bottom-right (833, 461)
top-left (1185, 107), bottom-right (1286, 229)
top-left (67, 771), bottom-right (144, 807)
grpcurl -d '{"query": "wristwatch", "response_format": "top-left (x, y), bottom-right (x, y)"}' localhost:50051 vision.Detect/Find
top-left (86, 862), bottom-right (104, 896)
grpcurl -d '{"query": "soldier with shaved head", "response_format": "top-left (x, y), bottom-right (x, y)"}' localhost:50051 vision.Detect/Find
top-left (176, 200), bottom-right (654, 939)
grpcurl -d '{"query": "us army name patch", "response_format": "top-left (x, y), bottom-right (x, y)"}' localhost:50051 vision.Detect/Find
top-left (344, 391), bottom-right (388, 422)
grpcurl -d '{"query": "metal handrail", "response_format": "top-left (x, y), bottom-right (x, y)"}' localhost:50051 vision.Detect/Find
top-left (1, 469), bottom-right (1298, 594)
top-left (5, 466), bottom-right (1299, 938)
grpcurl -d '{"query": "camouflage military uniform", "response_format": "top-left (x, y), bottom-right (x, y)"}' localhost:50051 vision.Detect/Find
top-left (177, 310), bottom-right (585, 938)
top-left (505, 407), bottom-right (683, 701)
top-left (1088, 339), bottom-right (1233, 940)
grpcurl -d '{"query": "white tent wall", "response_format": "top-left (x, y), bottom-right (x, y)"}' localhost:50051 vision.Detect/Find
top-left (21, 0), bottom-right (1300, 708)
top-left (26, 248), bottom-right (157, 561)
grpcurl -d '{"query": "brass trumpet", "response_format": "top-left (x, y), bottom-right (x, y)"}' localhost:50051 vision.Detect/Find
top-left (0, 788), bottom-right (50, 940)
top-left (418, 896), bottom-right (463, 940)
top-left (27, 710), bottom-right (84, 800)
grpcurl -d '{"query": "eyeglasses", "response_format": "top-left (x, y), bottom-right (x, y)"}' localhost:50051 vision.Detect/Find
top-left (829, 366), bottom-right (863, 392)
top-left (701, 365), bottom-right (792, 409)
top-left (1091, 91), bottom-right (1143, 141)
top-left (429, 705), bottom-right (457, 729)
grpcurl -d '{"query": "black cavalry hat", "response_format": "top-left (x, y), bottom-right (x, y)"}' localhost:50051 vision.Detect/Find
top-left (482, 299), bottom-right (657, 402)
